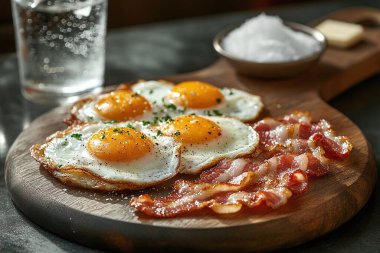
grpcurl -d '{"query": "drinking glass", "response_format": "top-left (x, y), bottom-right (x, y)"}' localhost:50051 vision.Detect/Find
top-left (11, 0), bottom-right (108, 104)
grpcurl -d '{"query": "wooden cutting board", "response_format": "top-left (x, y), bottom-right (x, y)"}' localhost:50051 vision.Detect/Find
top-left (5, 7), bottom-right (379, 252)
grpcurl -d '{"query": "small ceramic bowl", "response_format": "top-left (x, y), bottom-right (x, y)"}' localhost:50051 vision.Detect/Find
top-left (213, 22), bottom-right (326, 79)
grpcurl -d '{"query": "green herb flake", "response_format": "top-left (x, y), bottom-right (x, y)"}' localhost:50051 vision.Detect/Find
top-left (165, 103), bottom-right (177, 110)
top-left (161, 115), bottom-right (173, 122)
top-left (104, 120), bottom-right (118, 124)
top-left (156, 130), bottom-right (163, 136)
top-left (213, 110), bottom-right (223, 116)
top-left (141, 134), bottom-right (146, 139)
top-left (127, 124), bottom-right (136, 130)
top-left (71, 133), bottom-right (82, 140)
top-left (131, 93), bottom-right (139, 97)
top-left (149, 89), bottom-right (154, 94)
top-left (229, 90), bottom-right (234, 96)
top-left (153, 117), bottom-right (160, 124)
top-left (113, 128), bottom-right (123, 133)
top-left (100, 133), bottom-right (105, 139)
top-left (142, 120), bottom-right (150, 126)
top-left (177, 108), bottom-right (187, 114)
top-left (174, 131), bottom-right (181, 136)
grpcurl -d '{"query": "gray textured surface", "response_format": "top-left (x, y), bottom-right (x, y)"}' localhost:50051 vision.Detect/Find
top-left (1, 0), bottom-right (380, 252)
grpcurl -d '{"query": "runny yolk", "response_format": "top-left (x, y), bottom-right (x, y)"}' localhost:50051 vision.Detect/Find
top-left (95, 90), bottom-right (151, 121)
top-left (87, 127), bottom-right (153, 162)
top-left (162, 115), bottom-right (221, 145)
top-left (167, 81), bottom-right (224, 109)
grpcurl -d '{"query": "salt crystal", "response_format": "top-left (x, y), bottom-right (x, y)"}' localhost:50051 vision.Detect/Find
top-left (223, 13), bottom-right (321, 63)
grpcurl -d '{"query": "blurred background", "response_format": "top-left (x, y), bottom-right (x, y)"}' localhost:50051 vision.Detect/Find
top-left (1, 0), bottom-right (305, 54)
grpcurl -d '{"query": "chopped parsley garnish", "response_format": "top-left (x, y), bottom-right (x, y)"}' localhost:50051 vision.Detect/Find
top-left (127, 124), bottom-right (136, 130)
top-left (149, 89), bottom-right (154, 94)
top-left (216, 98), bottom-right (222, 104)
top-left (156, 130), bottom-right (163, 136)
top-left (165, 103), bottom-right (177, 110)
top-left (152, 116), bottom-right (160, 124)
top-left (71, 133), bottom-right (82, 140)
top-left (174, 131), bottom-right (181, 136)
top-left (113, 128), bottom-right (123, 133)
top-left (58, 164), bottom-right (63, 168)
top-left (229, 90), bottom-right (234, 95)
top-left (142, 120), bottom-right (150, 126)
top-left (141, 134), bottom-right (146, 139)
top-left (104, 120), bottom-right (118, 124)
top-left (177, 108), bottom-right (187, 114)
top-left (161, 115), bottom-right (173, 122)
top-left (213, 110), bottom-right (223, 116)
top-left (162, 98), bottom-right (177, 110)
top-left (87, 116), bottom-right (94, 121)
top-left (100, 133), bottom-right (105, 139)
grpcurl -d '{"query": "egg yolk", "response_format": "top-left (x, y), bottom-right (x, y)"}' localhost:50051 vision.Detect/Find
top-left (167, 81), bottom-right (224, 109)
top-left (95, 90), bottom-right (151, 121)
top-left (162, 115), bottom-right (221, 145)
top-left (87, 127), bottom-right (153, 162)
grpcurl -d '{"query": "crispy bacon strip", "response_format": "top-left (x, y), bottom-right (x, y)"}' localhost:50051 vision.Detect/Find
top-left (130, 112), bottom-right (352, 218)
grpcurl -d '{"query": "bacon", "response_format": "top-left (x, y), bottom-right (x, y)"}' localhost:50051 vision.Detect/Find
top-left (131, 153), bottom-right (328, 218)
top-left (130, 112), bottom-right (352, 218)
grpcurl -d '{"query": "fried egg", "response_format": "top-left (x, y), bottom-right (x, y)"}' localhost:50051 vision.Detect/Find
top-left (69, 80), bottom-right (263, 125)
top-left (31, 122), bottom-right (181, 191)
top-left (139, 80), bottom-right (263, 122)
top-left (159, 115), bottom-right (259, 174)
top-left (73, 89), bottom-right (155, 123)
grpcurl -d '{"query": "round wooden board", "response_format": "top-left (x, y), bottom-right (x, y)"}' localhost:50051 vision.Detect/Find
top-left (4, 8), bottom-right (380, 253)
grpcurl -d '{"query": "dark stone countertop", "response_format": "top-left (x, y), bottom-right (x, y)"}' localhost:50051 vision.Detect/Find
top-left (1, 0), bottom-right (380, 252)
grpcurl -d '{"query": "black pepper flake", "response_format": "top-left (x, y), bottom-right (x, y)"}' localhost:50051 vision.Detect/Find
top-left (174, 131), bottom-right (181, 136)
top-left (216, 98), bottom-right (222, 104)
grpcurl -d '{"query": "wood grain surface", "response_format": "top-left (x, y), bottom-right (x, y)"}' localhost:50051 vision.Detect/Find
top-left (4, 7), bottom-right (379, 252)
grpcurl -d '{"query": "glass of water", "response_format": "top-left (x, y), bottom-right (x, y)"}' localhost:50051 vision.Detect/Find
top-left (11, 0), bottom-right (108, 104)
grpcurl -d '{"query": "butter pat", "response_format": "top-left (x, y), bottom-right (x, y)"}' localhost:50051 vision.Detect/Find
top-left (316, 19), bottom-right (364, 48)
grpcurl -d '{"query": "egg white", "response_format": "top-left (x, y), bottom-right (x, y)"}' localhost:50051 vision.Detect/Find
top-left (43, 122), bottom-right (181, 187)
top-left (170, 116), bottom-right (259, 174)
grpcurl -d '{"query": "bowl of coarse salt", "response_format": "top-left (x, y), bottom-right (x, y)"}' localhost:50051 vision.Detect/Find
top-left (213, 14), bottom-right (326, 79)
